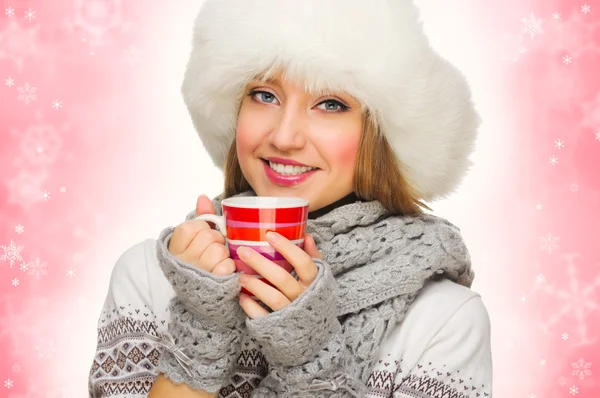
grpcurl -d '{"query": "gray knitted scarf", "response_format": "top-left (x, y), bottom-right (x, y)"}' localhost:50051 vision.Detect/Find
top-left (192, 190), bottom-right (474, 386)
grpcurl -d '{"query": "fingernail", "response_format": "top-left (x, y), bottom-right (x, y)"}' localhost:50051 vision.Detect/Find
top-left (237, 246), bottom-right (251, 260)
top-left (266, 231), bottom-right (279, 243)
top-left (239, 274), bottom-right (249, 284)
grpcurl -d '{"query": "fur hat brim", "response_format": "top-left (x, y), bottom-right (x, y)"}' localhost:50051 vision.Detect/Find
top-left (181, 0), bottom-right (481, 201)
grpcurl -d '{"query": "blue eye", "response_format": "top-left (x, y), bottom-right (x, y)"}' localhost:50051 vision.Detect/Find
top-left (250, 90), bottom-right (279, 104)
top-left (317, 100), bottom-right (348, 112)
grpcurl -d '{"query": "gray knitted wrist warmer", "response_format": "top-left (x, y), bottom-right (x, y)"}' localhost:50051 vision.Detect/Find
top-left (245, 259), bottom-right (338, 367)
top-left (155, 226), bottom-right (245, 393)
top-left (245, 260), bottom-right (364, 396)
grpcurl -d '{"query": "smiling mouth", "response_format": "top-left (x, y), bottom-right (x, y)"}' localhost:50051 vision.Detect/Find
top-left (261, 158), bottom-right (319, 175)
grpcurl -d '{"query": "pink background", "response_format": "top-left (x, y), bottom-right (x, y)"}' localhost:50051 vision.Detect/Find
top-left (1, 0), bottom-right (599, 397)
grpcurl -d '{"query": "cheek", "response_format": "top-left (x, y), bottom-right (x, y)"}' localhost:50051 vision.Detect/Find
top-left (325, 132), bottom-right (360, 172)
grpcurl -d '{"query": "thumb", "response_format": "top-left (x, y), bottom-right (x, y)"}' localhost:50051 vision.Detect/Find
top-left (304, 234), bottom-right (323, 260)
top-left (195, 194), bottom-right (216, 217)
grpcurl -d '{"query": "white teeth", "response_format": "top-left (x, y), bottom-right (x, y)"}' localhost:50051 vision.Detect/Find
top-left (268, 161), bottom-right (316, 175)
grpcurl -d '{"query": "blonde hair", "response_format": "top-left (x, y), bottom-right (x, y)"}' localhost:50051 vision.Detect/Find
top-left (222, 107), bottom-right (428, 216)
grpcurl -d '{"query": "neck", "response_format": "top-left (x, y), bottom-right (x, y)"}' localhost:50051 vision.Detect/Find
top-left (308, 192), bottom-right (363, 220)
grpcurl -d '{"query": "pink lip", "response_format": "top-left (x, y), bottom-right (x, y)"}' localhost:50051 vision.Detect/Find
top-left (264, 157), bottom-right (313, 167)
top-left (262, 160), bottom-right (317, 187)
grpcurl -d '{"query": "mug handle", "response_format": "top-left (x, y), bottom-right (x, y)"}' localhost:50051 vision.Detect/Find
top-left (194, 214), bottom-right (226, 237)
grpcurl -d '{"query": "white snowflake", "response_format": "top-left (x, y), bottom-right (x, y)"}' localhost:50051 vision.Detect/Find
top-left (41, 191), bottom-right (51, 201)
top-left (553, 12), bottom-right (562, 21)
top-left (17, 119), bottom-right (64, 166)
top-left (520, 295), bottom-right (528, 303)
top-left (536, 203), bottom-right (543, 210)
top-left (554, 139), bottom-right (565, 149)
top-left (540, 233), bottom-right (560, 254)
top-left (522, 12), bottom-right (543, 39)
top-left (66, 268), bottom-right (75, 278)
top-left (24, 8), bottom-right (35, 22)
top-left (562, 332), bottom-right (570, 340)
top-left (26, 257), bottom-right (48, 279)
top-left (550, 155), bottom-right (559, 165)
top-left (5, 77), bottom-right (14, 87)
top-left (563, 55), bottom-right (572, 64)
top-left (1, 240), bottom-right (24, 267)
top-left (559, 377), bottom-right (567, 385)
top-left (581, 5), bottom-right (591, 14)
top-left (60, 186), bottom-right (67, 193)
top-left (595, 132), bottom-right (600, 141)
top-left (17, 82), bottom-right (37, 104)
top-left (539, 254), bottom-right (600, 346)
top-left (569, 386), bottom-right (578, 395)
top-left (52, 100), bottom-right (62, 109)
top-left (5, 7), bottom-right (14, 17)
top-left (527, 394), bottom-right (537, 398)
top-left (540, 359), bottom-right (547, 366)
top-left (536, 274), bottom-right (546, 284)
top-left (15, 225), bottom-right (24, 234)
top-left (19, 262), bottom-right (28, 272)
top-left (11, 279), bottom-right (19, 287)
top-left (4, 379), bottom-right (13, 388)
top-left (572, 358), bottom-right (592, 380)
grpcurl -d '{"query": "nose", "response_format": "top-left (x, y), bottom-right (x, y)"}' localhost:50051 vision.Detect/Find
top-left (268, 105), bottom-right (307, 151)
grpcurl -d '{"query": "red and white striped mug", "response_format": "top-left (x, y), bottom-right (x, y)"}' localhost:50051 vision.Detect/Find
top-left (194, 196), bottom-right (309, 298)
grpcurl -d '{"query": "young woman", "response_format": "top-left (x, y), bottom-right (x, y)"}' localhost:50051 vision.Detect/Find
top-left (89, 1), bottom-right (492, 397)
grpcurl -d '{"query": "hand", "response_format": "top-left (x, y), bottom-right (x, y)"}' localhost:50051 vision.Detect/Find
top-left (168, 194), bottom-right (236, 276)
top-left (237, 231), bottom-right (324, 319)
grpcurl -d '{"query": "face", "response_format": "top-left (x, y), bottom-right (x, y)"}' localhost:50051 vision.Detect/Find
top-left (236, 72), bottom-right (363, 213)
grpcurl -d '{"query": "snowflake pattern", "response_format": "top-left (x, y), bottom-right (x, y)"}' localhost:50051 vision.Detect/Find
top-left (537, 254), bottom-right (600, 346)
top-left (4, 379), bottom-right (13, 389)
top-left (52, 100), bottom-right (63, 110)
top-left (581, 4), bottom-right (591, 14)
top-left (569, 386), bottom-right (578, 395)
top-left (522, 12), bottom-right (543, 39)
top-left (5, 77), bottom-right (14, 87)
top-left (26, 257), bottom-right (48, 279)
top-left (550, 155), bottom-right (559, 165)
top-left (15, 225), bottom-right (24, 234)
top-left (563, 55), bottom-right (572, 64)
top-left (540, 233), bottom-right (560, 254)
top-left (11, 279), bottom-right (19, 287)
top-left (1, 240), bottom-right (24, 268)
top-left (17, 82), bottom-right (37, 104)
top-left (24, 8), bottom-right (35, 22)
top-left (571, 358), bottom-right (592, 380)
top-left (5, 7), bottom-right (15, 17)
top-left (552, 12), bottom-right (562, 21)
top-left (554, 139), bottom-right (565, 149)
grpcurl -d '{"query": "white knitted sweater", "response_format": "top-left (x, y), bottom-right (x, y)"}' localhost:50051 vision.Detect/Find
top-left (88, 238), bottom-right (492, 397)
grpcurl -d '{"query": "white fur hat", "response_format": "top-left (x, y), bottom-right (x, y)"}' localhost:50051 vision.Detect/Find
top-left (181, 0), bottom-right (480, 201)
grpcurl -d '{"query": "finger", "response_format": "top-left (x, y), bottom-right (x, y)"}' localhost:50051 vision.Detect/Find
top-left (212, 258), bottom-right (236, 276)
top-left (239, 292), bottom-right (270, 319)
top-left (240, 274), bottom-right (291, 312)
top-left (169, 219), bottom-right (214, 255)
top-left (196, 241), bottom-right (230, 272)
top-left (238, 246), bottom-right (304, 301)
top-left (176, 228), bottom-right (225, 265)
top-left (304, 234), bottom-right (324, 260)
top-left (196, 194), bottom-right (216, 217)
top-left (265, 232), bottom-right (318, 284)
